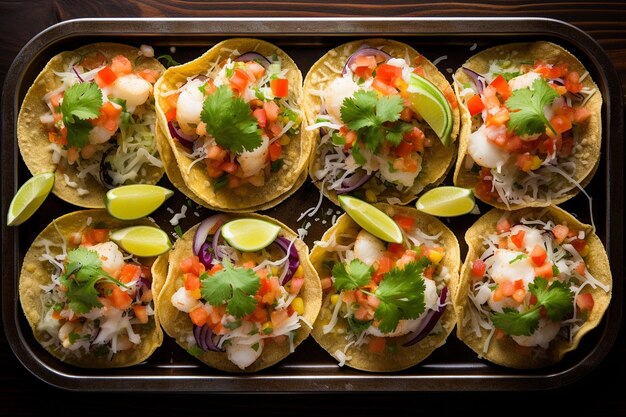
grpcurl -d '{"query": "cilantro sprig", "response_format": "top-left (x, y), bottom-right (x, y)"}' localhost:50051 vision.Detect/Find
top-left (373, 259), bottom-right (427, 333)
top-left (200, 261), bottom-right (261, 318)
top-left (59, 247), bottom-right (125, 314)
top-left (505, 78), bottom-right (559, 136)
top-left (60, 82), bottom-right (103, 148)
top-left (340, 90), bottom-right (410, 157)
top-left (331, 257), bottom-right (429, 334)
top-left (200, 85), bottom-right (262, 154)
top-left (491, 278), bottom-right (573, 336)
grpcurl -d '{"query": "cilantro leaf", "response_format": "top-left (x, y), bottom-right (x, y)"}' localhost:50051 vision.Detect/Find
top-left (200, 85), bottom-right (262, 154)
top-left (332, 259), bottom-right (373, 292)
top-left (200, 261), bottom-right (261, 318)
top-left (491, 277), bottom-right (573, 336)
top-left (374, 259), bottom-right (427, 333)
top-left (505, 78), bottom-right (558, 136)
top-left (60, 82), bottom-right (103, 148)
top-left (59, 247), bottom-right (125, 314)
top-left (340, 90), bottom-right (404, 153)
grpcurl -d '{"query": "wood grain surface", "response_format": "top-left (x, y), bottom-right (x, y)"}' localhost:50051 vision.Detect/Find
top-left (1, 1), bottom-right (625, 416)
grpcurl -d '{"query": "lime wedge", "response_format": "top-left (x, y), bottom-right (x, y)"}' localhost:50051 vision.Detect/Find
top-left (221, 218), bottom-right (282, 252)
top-left (407, 73), bottom-right (453, 146)
top-left (110, 225), bottom-right (172, 257)
top-left (105, 184), bottom-right (173, 220)
top-left (338, 195), bottom-right (403, 243)
top-left (7, 172), bottom-right (55, 226)
top-left (416, 186), bottom-right (475, 217)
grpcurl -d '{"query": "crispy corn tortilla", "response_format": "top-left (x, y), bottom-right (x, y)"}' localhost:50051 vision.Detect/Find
top-left (310, 204), bottom-right (460, 372)
top-left (154, 38), bottom-right (311, 212)
top-left (453, 41), bottom-right (602, 210)
top-left (17, 43), bottom-right (165, 208)
top-left (154, 214), bottom-right (322, 372)
top-left (18, 209), bottom-right (164, 368)
top-left (454, 205), bottom-right (612, 369)
top-left (302, 38), bottom-right (460, 207)
top-left (155, 124), bottom-right (308, 212)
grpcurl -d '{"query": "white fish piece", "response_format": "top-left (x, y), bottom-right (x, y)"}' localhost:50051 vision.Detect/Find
top-left (110, 74), bottom-right (152, 112)
top-left (353, 230), bottom-right (386, 266)
top-left (511, 318), bottom-right (561, 348)
top-left (226, 339), bottom-right (264, 370)
top-left (323, 77), bottom-right (360, 121)
top-left (238, 135), bottom-right (269, 177)
top-left (176, 78), bottom-right (205, 127)
top-left (468, 125), bottom-right (509, 169)
top-left (490, 248), bottom-right (536, 287)
top-left (508, 71), bottom-right (541, 91)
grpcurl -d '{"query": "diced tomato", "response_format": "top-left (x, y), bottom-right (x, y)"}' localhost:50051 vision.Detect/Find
top-left (269, 140), bottom-right (282, 161)
top-left (492, 285), bottom-right (504, 302)
top-left (387, 243), bottom-right (406, 258)
top-left (120, 263), bottom-right (142, 284)
top-left (510, 230), bottom-right (526, 249)
top-left (220, 161), bottom-right (239, 175)
top-left (229, 68), bottom-right (250, 93)
top-left (376, 64), bottom-right (402, 84)
top-left (486, 107), bottom-right (509, 127)
top-left (180, 255), bottom-right (205, 275)
top-left (467, 94), bottom-right (485, 116)
top-left (341, 290), bottom-right (356, 304)
top-left (189, 307), bottom-right (210, 327)
top-left (245, 61), bottom-right (266, 80)
top-left (250, 305), bottom-right (268, 322)
top-left (516, 153), bottom-right (534, 173)
top-left (184, 273), bottom-right (201, 291)
top-left (49, 92), bottom-right (64, 109)
top-left (393, 214), bottom-right (415, 232)
top-left (412, 66), bottom-right (426, 77)
top-left (92, 228), bottom-right (109, 243)
top-left (320, 277), bottom-right (333, 291)
top-left (137, 69), bottom-right (160, 83)
top-left (565, 71), bottom-right (582, 93)
top-left (534, 262), bottom-right (554, 279)
top-left (165, 107), bottom-right (177, 122)
top-left (496, 218), bottom-right (511, 233)
top-left (209, 263), bottom-right (224, 275)
top-left (133, 305), bottom-right (149, 324)
top-left (499, 279), bottom-right (515, 297)
top-left (471, 259), bottom-right (486, 279)
top-left (394, 140), bottom-right (413, 157)
top-left (371, 77), bottom-right (397, 95)
top-left (575, 262), bottom-right (586, 276)
top-left (288, 277), bottom-right (304, 295)
top-left (253, 108), bottom-right (267, 128)
top-left (355, 290), bottom-right (368, 306)
top-left (207, 144), bottom-right (227, 161)
top-left (571, 238), bottom-right (587, 253)
top-left (576, 293), bottom-right (594, 313)
top-left (80, 51), bottom-right (107, 69)
top-left (530, 245), bottom-right (547, 266)
top-left (95, 66), bottom-right (117, 87)
top-left (354, 305), bottom-right (372, 321)
top-left (263, 101), bottom-right (280, 123)
top-left (373, 256), bottom-right (393, 283)
top-left (109, 287), bottom-right (132, 310)
top-left (368, 336), bottom-right (386, 354)
top-left (550, 114), bottom-right (572, 134)
top-left (351, 55), bottom-right (378, 78)
top-left (489, 75), bottom-right (512, 100)
top-left (270, 78), bottom-right (289, 98)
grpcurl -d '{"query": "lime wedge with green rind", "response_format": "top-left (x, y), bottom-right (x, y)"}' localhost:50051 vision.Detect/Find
top-left (7, 172), bottom-right (55, 226)
top-left (407, 73), bottom-right (453, 146)
top-left (110, 225), bottom-right (172, 257)
top-left (338, 195), bottom-right (403, 243)
top-left (416, 186), bottom-right (475, 217)
top-left (221, 218), bottom-right (281, 252)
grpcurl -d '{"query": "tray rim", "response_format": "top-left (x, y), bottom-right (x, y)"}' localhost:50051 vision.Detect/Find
top-left (1, 16), bottom-right (623, 393)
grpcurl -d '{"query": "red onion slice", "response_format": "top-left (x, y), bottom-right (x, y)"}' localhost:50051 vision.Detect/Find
top-left (193, 324), bottom-right (224, 352)
top-left (235, 52), bottom-right (272, 69)
top-left (72, 66), bottom-right (85, 82)
top-left (335, 171), bottom-right (373, 194)
top-left (342, 47), bottom-right (391, 75)
top-left (212, 225), bottom-right (224, 262)
top-left (198, 242), bottom-right (213, 269)
top-left (462, 67), bottom-right (486, 94)
top-left (193, 215), bottom-right (228, 255)
top-left (402, 287), bottom-right (448, 347)
top-left (273, 236), bottom-right (300, 285)
top-left (167, 121), bottom-right (196, 149)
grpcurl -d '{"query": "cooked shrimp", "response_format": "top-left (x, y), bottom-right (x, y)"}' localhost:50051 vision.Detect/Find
top-left (511, 318), bottom-right (560, 349)
top-left (323, 77), bottom-right (359, 121)
top-left (89, 241), bottom-right (125, 277)
top-left (110, 74), bottom-right (152, 112)
top-left (468, 125), bottom-right (510, 168)
top-left (353, 230), bottom-right (385, 266)
top-left (176, 79), bottom-right (205, 129)
top-left (238, 135), bottom-right (269, 177)
top-left (226, 339), bottom-right (264, 370)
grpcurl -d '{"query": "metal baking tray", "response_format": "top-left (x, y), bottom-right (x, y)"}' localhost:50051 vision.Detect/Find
top-left (1, 17), bottom-right (623, 392)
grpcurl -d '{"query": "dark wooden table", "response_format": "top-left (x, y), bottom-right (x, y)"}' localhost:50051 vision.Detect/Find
top-left (1, 1), bottom-right (625, 415)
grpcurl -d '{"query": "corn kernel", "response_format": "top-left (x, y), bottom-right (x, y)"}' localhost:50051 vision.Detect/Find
top-left (271, 267), bottom-right (279, 276)
top-left (530, 156), bottom-right (542, 170)
top-left (279, 134), bottom-right (291, 146)
top-left (365, 189), bottom-right (377, 203)
top-left (330, 294), bottom-right (340, 305)
top-left (261, 321), bottom-right (273, 334)
top-left (427, 249), bottom-right (443, 265)
top-left (291, 297), bottom-right (305, 315)
top-left (190, 289), bottom-right (201, 299)
top-left (580, 245), bottom-right (590, 257)
top-left (293, 265), bottom-right (304, 279)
